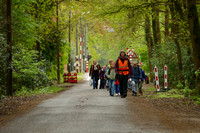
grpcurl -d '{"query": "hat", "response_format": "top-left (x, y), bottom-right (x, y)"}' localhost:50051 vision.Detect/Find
top-left (120, 49), bottom-right (125, 53)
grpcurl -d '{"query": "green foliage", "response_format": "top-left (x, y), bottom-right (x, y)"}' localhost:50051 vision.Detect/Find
top-left (151, 40), bottom-right (195, 88)
top-left (177, 81), bottom-right (184, 89)
top-left (143, 86), bottom-right (156, 92)
top-left (15, 86), bottom-right (63, 97)
top-left (13, 49), bottom-right (51, 91)
top-left (190, 95), bottom-right (200, 105)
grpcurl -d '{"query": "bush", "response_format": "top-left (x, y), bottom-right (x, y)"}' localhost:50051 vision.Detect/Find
top-left (13, 49), bottom-right (51, 92)
top-left (151, 40), bottom-right (195, 89)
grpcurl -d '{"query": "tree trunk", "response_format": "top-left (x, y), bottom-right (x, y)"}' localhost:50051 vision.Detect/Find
top-left (56, 0), bottom-right (60, 84)
top-left (152, 0), bottom-right (161, 46)
top-left (35, 1), bottom-right (41, 61)
top-left (169, 0), bottom-right (184, 84)
top-left (2, 0), bottom-right (7, 34)
top-left (6, 0), bottom-right (13, 96)
top-left (187, 0), bottom-right (200, 93)
top-left (156, 7), bottom-right (161, 44)
top-left (145, 14), bottom-right (154, 83)
top-left (165, 3), bottom-right (169, 38)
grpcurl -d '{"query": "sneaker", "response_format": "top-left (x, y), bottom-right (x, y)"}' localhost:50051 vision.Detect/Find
top-left (118, 93), bottom-right (120, 95)
top-left (115, 94), bottom-right (118, 96)
top-left (135, 92), bottom-right (137, 96)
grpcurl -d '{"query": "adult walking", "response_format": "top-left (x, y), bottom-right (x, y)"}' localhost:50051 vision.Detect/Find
top-left (89, 60), bottom-right (101, 89)
top-left (115, 50), bottom-right (133, 98)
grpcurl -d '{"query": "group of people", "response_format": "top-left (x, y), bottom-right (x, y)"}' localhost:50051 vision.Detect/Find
top-left (89, 50), bottom-right (147, 98)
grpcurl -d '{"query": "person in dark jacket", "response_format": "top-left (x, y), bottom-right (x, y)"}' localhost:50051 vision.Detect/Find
top-left (89, 60), bottom-right (101, 89)
top-left (138, 64), bottom-right (147, 95)
top-left (115, 50), bottom-right (133, 98)
top-left (99, 66), bottom-right (106, 89)
top-left (129, 61), bottom-right (142, 96)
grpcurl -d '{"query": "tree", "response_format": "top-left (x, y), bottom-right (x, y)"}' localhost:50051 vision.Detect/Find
top-left (187, 0), bottom-right (200, 94)
top-left (169, 0), bottom-right (184, 84)
top-left (145, 14), bottom-right (154, 82)
top-left (5, 0), bottom-right (13, 96)
top-left (56, 0), bottom-right (60, 84)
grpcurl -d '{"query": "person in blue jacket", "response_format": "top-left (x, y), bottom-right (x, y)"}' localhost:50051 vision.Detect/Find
top-left (138, 63), bottom-right (147, 96)
top-left (129, 61), bottom-right (142, 96)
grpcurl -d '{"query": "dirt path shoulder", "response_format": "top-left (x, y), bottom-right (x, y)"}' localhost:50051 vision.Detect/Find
top-left (127, 83), bottom-right (200, 132)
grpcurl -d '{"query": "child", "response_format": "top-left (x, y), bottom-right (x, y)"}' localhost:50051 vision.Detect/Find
top-left (129, 61), bottom-right (142, 96)
top-left (114, 79), bottom-right (120, 96)
top-left (99, 66), bottom-right (106, 89)
top-left (106, 61), bottom-right (115, 96)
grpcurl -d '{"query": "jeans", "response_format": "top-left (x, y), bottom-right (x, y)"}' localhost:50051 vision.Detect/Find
top-left (114, 84), bottom-right (120, 94)
top-left (128, 81), bottom-right (131, 90)
top-left (109, 80), bottom-right (115, 95)
top-left (93, 76), bottom-right (99, 89)
top-left (131, 81), bottom-right (139, 93)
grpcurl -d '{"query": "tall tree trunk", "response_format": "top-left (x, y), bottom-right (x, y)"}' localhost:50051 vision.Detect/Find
top-left (145, 14), bottom-right (154, 83)
top-left (152, 0), bottom-right (161, 46)
top-left (165, 2), bottom-right (169, 38)
top-left (187, 0), bottom-right (200, 93)
top-left (35, 1), bottom-right (41, 61)
top-left (169, 1), bottom-right (184, 84)
top-left (6, 0), bottom-right (13, 96)
top-left (56, 0), bottom-right (60, 84)
top-left (2, 0), bottom-right (7, 32)
top-left (156, 7), bottom-right (161, 44)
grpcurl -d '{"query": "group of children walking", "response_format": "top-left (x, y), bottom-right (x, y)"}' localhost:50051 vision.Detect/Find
top-left (89, 50), bottom-right (147, 98)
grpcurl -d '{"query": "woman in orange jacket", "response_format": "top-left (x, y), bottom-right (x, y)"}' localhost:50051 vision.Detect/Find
top-left (115, 50), bottom-right (133, 98)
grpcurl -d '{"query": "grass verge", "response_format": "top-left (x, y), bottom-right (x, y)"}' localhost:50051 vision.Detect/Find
top-left (15, 86), bottom-right (64, 97)
top-left (144, 86), bottom-right (200, 104)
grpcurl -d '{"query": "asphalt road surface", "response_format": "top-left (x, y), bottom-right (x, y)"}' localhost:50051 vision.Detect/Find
top-left (0, 74), bottom-right (169, 133)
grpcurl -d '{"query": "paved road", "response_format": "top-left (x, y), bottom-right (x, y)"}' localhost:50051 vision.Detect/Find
top-left (0, 74), bottom-right (169, 133)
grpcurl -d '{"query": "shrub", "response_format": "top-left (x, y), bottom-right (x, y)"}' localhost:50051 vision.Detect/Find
top-left (13, 49), bottom-right (51, 92)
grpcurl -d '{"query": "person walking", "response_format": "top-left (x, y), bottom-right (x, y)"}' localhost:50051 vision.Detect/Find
top-left (106, 61), bottom-right (116, 96)
top-left (99, 66), bottom-right (106, 89)
top-left (115, 50), bottom-right (133, 98)
top-left (129, 61), bottom-right (142, 96)
top-left (105, 60), bottom-right (114, 90)
top-left (138, 64), bottom-right (147, 96)
top-left (89, 60), bottom-right (101, 89)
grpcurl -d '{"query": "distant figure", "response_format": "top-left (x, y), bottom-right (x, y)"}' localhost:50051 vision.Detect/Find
top-left (89, 60), bottom-right (101, 89)
top-left (115, 50), bottom-right (133, 98)
top-left (129, 61), bottom-right (142, 96)
top-left (106, 61), bottom-right (116, 96)
top-left (138, 64), bottom-right (147, 96)
top-left (105, 60), bottom-right (114, 90)
top-left (99, 66), bottom-right (106, 89)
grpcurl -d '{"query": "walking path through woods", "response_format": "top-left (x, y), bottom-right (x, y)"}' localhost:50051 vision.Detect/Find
top-left (0, 74), bottom-right (200, 133)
